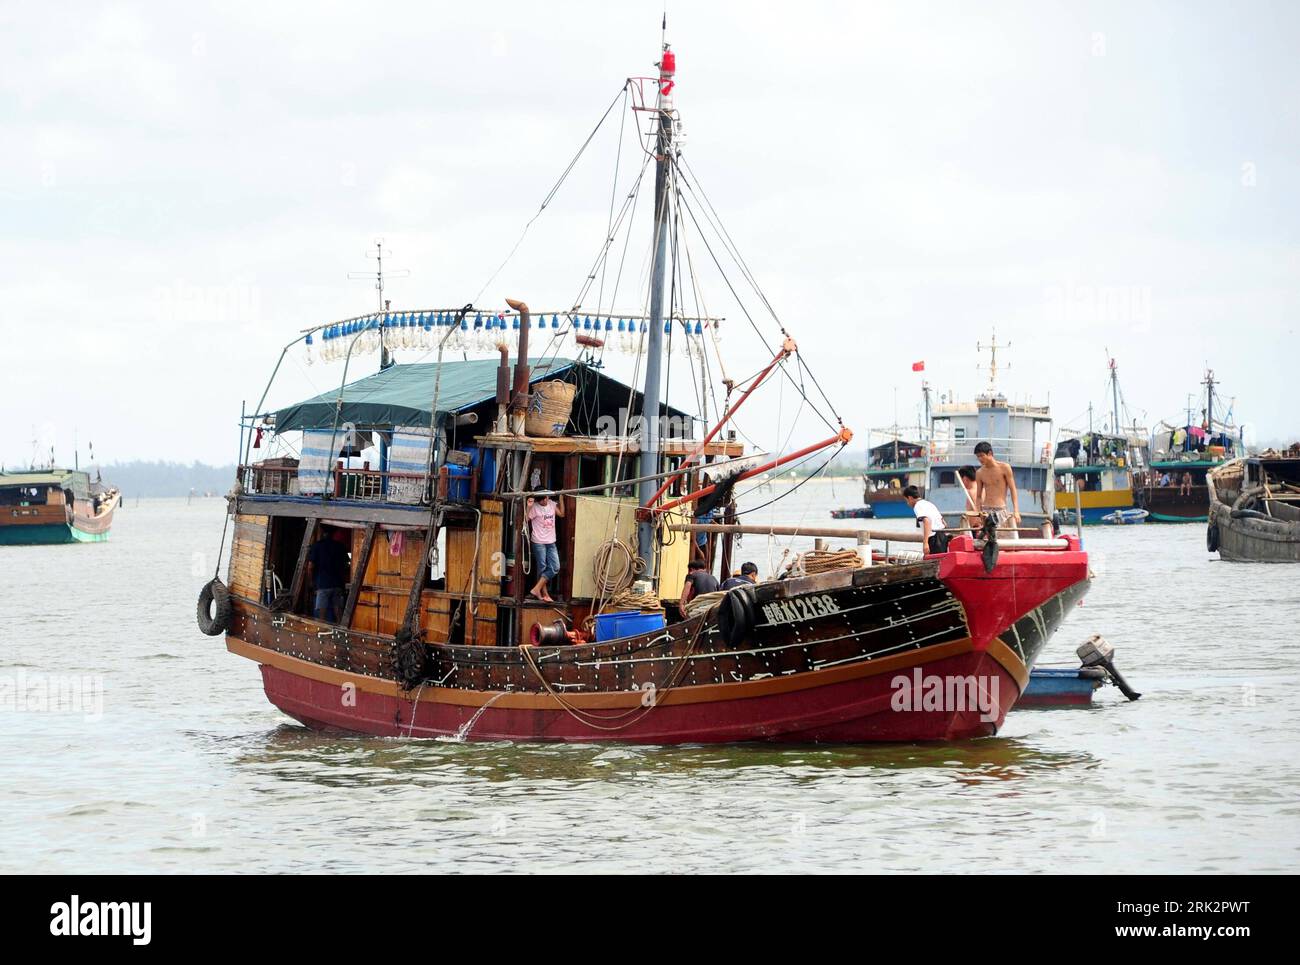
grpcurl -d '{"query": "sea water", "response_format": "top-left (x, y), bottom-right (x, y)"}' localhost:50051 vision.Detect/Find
top-left (1, 480), bottom-right (1297, 873)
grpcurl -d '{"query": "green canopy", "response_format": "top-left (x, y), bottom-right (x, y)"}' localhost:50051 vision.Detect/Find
top-left (272, 357), bottom-right (576, 431)
top-left (0, 469), bottom-right (90, 497)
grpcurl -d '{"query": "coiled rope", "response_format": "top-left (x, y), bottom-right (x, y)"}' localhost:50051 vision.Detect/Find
top-left (684, 589), bottom-right (726, 617)
top-left (590, 537), bottom-right (642, 596)
top-left (779, 548), bottom-right (863, 579)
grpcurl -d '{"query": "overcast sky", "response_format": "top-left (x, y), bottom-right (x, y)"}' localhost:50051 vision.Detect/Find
top-left (2, 0), bottom-right (1296, 469)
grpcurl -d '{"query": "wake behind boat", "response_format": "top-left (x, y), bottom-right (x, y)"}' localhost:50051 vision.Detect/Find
top-left (200, 39), bottom-right (1090, 743)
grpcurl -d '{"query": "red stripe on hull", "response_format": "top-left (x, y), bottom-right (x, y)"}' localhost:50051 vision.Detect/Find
top-left (259, 649), bottom-right (1020, 743)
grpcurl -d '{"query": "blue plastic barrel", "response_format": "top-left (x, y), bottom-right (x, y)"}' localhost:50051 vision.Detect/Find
top-left (446, 464), bottom-right (471, 502)
top-left (593, 610), bottom-right (666, 642)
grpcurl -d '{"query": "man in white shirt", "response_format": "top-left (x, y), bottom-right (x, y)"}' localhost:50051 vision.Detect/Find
top-left (903, 485), bottom-right (948, 554)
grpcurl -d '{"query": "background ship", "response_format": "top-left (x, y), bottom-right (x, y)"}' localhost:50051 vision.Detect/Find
top-left (1052, 358), bottom-right (1149, 525)
top-left (1137, 369), bottom-right (1243, 522)
top-left (0, 468), bottom-right (120, 544)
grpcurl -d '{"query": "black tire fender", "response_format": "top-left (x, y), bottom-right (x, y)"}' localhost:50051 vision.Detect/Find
top-left (1230, 509), bottom-right (1269, 521)
top-left (716, 585), bottom-right (756, 647)
top-left (197, 578), bottom-right (232, 636)
top-left (1206, 521), bottom-right (1220, 552)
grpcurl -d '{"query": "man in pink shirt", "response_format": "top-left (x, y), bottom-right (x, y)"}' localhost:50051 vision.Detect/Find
top-left (525, 490), bottom-right (565, 602)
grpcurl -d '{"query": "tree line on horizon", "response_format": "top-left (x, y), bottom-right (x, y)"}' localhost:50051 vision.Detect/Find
top-left (98, 460), bottom-right (237, 498)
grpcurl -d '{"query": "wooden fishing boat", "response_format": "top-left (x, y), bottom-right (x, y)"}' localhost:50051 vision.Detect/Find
top-left (201, 40), bottom-right (1090, 743)
top-left (1136, 369), bottom-right (1243, 522)
top-left (860, 434), bottom-right (928, 519)
top-left (1207, 454), bottom-right (1300, 562)
top-left (0, 468), bottom-right (120, 545)
top-left (1051, 360), bottom-right (1147, 524)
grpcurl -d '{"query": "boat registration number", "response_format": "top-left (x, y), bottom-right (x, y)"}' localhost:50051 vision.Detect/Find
top-left (761, 594), bottom-right (841, 625)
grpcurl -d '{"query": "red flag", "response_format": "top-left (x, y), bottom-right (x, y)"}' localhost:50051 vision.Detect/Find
top-left (911, 360), bottom-right (925, 372)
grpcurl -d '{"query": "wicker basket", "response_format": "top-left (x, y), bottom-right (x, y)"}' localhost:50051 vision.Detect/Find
top-left (525, 380), bottom-right (577, 437)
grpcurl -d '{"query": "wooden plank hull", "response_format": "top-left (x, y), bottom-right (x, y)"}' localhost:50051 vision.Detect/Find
top-left (1210, 504), bottom-right (1300, 563)
top-left (224, 540), bottom-right (1090, 743)
top-left (257, 647), bottom-right (1024, 742)
top-left (1208, 457), bottom-right (1300, 562)
top-left (0, 495), bottom-right (115, 544)
top-left (1137, 487), bottom-right (1208, 522)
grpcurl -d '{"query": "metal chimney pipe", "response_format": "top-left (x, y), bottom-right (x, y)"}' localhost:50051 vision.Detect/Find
top-left (505, 298), bottom-right (531, 435)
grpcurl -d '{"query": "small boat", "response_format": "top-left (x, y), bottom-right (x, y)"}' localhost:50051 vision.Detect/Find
top-left (1207, 452), bottom-right (1300, 562)
top-left (1018, 666), bottom-right (1107, 707)
top-left (0, 468), bottom-right (120, 545)
top-left (1017, 636), bottom-right (1141, 707)
top-left (1101, 508), bottom-right (1148, 525)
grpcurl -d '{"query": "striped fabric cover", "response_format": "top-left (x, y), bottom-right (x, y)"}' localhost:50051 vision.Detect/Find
top-left (387, 426), bottom-right (433, 504)
top-left (298, 430), bottom-right (347, 495)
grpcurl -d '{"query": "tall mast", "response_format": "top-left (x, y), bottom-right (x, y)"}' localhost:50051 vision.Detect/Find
top-left (1203, 368), bottom-right (1216, 433)
top-left (1108, 354), bottom-right (1120, 435)
top-left (636, 40), bottom-right (677, 575)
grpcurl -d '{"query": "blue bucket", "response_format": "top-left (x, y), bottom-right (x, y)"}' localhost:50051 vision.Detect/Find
top-left (593, 609), bottom-right (666, 642)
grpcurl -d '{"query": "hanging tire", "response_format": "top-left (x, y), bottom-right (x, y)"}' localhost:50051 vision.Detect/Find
top-left (1206, 521), bottom-right (1220, 553)
top-left (197, 578), bottom-right (232, 636)
top-left (1230, 509), bottom-right (1269, 522)
top-left (716, 586), bottom-right (755, 648)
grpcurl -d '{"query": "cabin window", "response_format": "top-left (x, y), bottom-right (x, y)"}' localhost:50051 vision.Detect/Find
top-left (937, 470), bottom-right (957, 487)
top-left (954, 428), bottom-right (966, 443)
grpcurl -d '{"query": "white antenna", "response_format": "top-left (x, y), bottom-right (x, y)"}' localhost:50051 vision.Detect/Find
top-left (976, 327), bottom-right (1010, 394)
top-left (347, 239), bottom-right (410, 370)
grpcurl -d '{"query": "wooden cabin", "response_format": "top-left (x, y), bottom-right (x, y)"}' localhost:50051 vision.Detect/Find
top-left (233, 356), bottom-right (744, 648)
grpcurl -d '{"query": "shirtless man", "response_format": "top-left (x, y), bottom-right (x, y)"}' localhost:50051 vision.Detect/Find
top-left (973, 441), bottom-right (1020, 534)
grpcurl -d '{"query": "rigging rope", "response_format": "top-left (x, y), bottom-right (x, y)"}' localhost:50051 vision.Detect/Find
top-left (473, 83), bottom-right (630, 305)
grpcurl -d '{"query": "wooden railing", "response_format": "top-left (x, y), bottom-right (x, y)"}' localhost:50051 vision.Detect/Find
top-left (240, 461), bottom-right (475, 506)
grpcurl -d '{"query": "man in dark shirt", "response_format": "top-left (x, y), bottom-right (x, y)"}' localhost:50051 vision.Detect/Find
top-left (680, 559), bottom-right (720, 611)
top-left (307, 529), bottom-right (351, 623)
top-left (720, 561), bottom-right (759, 590)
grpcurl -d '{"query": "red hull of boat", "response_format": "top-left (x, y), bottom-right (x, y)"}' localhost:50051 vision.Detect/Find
top-left (259, 647), bottom-right (1019, 743)
top-left (226, 534), bottom-right (1088, 744)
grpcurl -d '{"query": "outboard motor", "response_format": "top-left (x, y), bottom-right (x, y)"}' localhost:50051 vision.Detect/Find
top-left (1077, 634), bottom-right (1142, 701)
